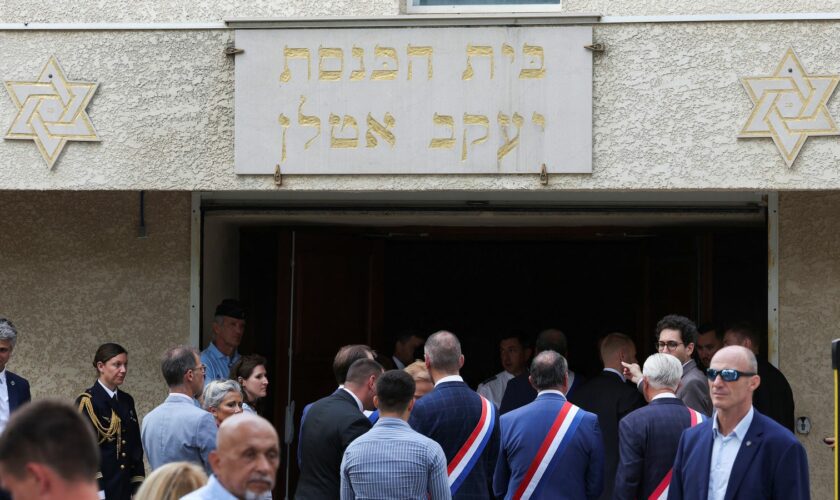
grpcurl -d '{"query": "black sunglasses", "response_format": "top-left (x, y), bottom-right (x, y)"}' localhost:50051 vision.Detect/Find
top-left (706, 368), bottom-right (757, 382)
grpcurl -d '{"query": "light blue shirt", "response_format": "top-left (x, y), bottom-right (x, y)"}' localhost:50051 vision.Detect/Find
top-left (200, 342), bottom-right (240, 385)
top-left (181, 475), bottom-right (237, 500)
top-left (708, 406), bottom-right (755, 500)
top-left (340, 417), bottom-right (450, 500)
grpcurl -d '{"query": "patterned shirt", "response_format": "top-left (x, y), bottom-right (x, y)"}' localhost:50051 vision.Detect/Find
top-left (200, 343), bottom-right (240, 385)
top-left (340, 417), bottom-right (451, 500)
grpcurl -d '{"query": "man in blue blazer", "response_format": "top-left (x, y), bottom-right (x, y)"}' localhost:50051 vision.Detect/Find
top-left (0, 317), bottom-right (32, 500)
top-left (615, 354), bottom-right (706, 500)
top-left (141, 346), bottom-right (217, 474)
top-left (409, 331), bottom-right (500, 499)
top-left (494, 350), bottom-right (603, 500)
top-left (668, 346), bottom-right (809, 500)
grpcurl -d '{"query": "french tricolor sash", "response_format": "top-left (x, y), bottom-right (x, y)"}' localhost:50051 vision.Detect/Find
top-left (648, 407), bottom-right (705, 500)
top-left (512, 401), bottom-right (584, 500)
top-left (447, 395), bottom-right (495, 496)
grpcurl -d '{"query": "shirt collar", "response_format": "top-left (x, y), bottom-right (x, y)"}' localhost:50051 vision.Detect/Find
top-left (651, 392), bottom-right (678, 401)
top-left (375, 416), bottom-right (411, 428)
top-left (603, 367), bottom-right (626, 383)
top-left (341, 387), bottom-right (364, 412)
top-left (97, 380), bottom-right (117, 399)
top-left (207, 342), bottom-right (237, 360)
top-left (0, 370), bottom-right (5, 383)
top-left (713, 406), bottom-right (755, 439)
top-left (435, 374), bottom-right (464, 386)
top-left (168, 392), bottom-right (196, 403)
top-left (392, 356), bottom-right (406, 370)
top-left (205, 475), bottom-right (239, 499)
top-left (537, 389), bottom-right (566, 397)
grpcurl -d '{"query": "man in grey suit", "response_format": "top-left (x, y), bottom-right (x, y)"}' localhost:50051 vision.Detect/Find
top-left (141, 345), bottom-right (218, 474)
top-left (623, 315), bottom-right (712, 416)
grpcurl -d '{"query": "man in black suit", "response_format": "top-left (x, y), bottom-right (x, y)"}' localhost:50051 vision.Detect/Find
top-left (723, 322), bottom-right (795, 432)
top-left (499, 328), bottom-right (584, 414)
top-left (0, 317), bottom-right (32, 500)
top-left (295, 358), bottom-right (383, 500)
top-left (570, 332), bottom-right (645, 500)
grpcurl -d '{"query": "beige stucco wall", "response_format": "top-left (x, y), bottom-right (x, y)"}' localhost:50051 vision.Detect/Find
top-left (4, 21), bottom-right (840, 190)
top-left (0, 191), bottom-right (192, 417)
top-left (779, 191), bottom-right (840, 499)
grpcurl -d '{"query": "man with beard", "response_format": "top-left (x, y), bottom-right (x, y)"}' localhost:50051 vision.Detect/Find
top-left (182, 413), bottom-right (280, 500)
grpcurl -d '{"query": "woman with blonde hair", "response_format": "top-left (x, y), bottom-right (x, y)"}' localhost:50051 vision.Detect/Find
top-left (404, 360), bottom-right (434, 399)
top-left (134, 462), bottom-right (207, 500)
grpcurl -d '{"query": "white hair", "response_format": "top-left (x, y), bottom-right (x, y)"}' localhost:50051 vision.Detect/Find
top-left (202, 380), bottom-right (242, 410)
top-left (0, 318), bottom-right (17, 347)
top-left (643, 353), bottom-right (682, 390)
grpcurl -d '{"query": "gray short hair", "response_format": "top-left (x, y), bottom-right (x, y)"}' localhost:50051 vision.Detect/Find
top-left (202, 380), bottom-right (242, 410)
top-left (424, 331), bottom-right (462, 372)
top-left (161, 345), bottom-right (199, 387)
top-left (529, 351), bottom-right (568, 390)
top-left (0, 318), bottom-right (17, 347)
top-left (642, 353), bottom-right (682, 390)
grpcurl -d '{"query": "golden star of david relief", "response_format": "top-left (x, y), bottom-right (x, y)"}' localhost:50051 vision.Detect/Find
top-left (738, 48), bottom-right (840, 167)
top-left (4, 56), bottom-right (100, 168)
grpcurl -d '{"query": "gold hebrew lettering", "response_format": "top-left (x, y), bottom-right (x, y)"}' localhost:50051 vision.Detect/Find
top-left (371, 46), bottom-right (398, 80)
top-left (297, 95), bottom-right (320, 150)
top-left (502, 43), bottom-right (514, 62)
top-left (532, 112), bottom-right (546, 131)
top-left (328, 113), bottom-right (359, 148)
top-left (366, 113), bottom-right (396, 148)
top-left (462, 45), bottom-right (494, 80)
top-left (461, 113), bottom-right (489, 162)
top-left (497, 112), bottom-right (524, 163)
top-left (350, 46), bottom-right (366, 81)
top-left (407, 45), bottom-right (433, 80)
top-left (318, 47), bottom-right (344, 81)
top-left (280, 47), bottom-right (311, 83)
top-left (429, 113), bottom-right (455, 149)
top-left (519, 45), bottom-right (545, 80)
top-left (278, 113), bottom-right (290, 163)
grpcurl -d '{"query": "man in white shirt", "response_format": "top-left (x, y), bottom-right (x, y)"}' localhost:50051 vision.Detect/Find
top-left (477, 334), bottom-right (532, 408)
top-left (182, 413), bottom-right (279, 500)
top-left (668, 346), bottom-right (809, 500)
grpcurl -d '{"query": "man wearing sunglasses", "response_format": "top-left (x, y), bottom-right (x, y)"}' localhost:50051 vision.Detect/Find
top-left (668, 346), bottom-right (809, 500)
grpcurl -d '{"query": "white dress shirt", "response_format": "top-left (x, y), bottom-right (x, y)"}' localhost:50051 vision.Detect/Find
top-left (708, 406), bottom-right (755, 500)
top-left (434, 374), bottom-right (464, 386)
top-left (0, 370), bottom-right (9, 435)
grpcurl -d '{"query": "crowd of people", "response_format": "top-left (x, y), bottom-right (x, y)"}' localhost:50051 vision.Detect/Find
top-left (0, 300), bottom-right (812, 500)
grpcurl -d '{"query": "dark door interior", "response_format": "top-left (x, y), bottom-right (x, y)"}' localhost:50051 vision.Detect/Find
top-left (236, 224), bottom-right (767, 495)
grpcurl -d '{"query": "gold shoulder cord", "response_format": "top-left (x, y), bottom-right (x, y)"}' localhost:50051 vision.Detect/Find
top-left (77, 393), bottom-right (122, 457)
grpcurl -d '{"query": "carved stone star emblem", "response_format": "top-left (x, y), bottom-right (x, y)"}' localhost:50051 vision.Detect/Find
top-left (738, 49), bottom-right (840, 167)
top-left (4, 56), bottom-right (100, 168)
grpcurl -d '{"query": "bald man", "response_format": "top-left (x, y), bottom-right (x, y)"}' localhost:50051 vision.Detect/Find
top-left (569, 333), bottom-right (645, 500)
top-left (182, 413), bottom-right (280, 500)
top-left (669, 346), bottom-right (809, 500)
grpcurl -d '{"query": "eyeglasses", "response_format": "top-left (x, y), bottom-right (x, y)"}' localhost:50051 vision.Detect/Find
top-left (706, 368), bottom-right (756, 382)
top-left (191, 364), bottom-right (206, 374)
top-left (655, 341), bottom-right (684, 351)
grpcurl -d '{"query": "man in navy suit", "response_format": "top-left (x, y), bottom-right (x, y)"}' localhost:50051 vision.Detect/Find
top-left (494, 350), bottom-right (604, 500)
top-left (0, 318), bottom-right (32, 500)
top-left (409, 331), bottom-right (500, 499)
top-left (669, 346), bottom-right (809, 500)
top-left (615, 354), bottom-right (706, 500)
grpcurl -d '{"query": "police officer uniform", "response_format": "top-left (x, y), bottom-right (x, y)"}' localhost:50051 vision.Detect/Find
top-left (76, 381), bottom-right (144, 499)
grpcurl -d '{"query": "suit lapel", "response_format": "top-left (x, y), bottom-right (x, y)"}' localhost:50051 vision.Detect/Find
top-left (695, 424), bottom-right (714, 500)
top-left (6, 373), bottom-right (18, 412)
top-left (723, 416), bottom-right (764, 500)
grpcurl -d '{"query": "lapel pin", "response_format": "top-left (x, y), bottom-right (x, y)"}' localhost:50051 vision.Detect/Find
top-left (746, 441), bottom-right (752, 446)
top-left (9, 380), bottom-right (14, 386)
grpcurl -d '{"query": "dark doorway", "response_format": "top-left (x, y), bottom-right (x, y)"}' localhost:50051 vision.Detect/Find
top-left (235, 223), bottom-right (767, 496)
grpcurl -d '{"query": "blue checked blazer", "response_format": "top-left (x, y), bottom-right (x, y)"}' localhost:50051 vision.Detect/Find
top-left (615, 397), bottom-right (695, 500)
top-left (409, 380), bottom-right (500, 499)
top-left (494, 392), bottom-right (604, 500)
top-left (668, 409), bottom-right (809, 500)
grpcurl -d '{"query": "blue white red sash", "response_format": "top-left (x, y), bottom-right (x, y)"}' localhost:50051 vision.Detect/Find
top-left (447, 395), bottom-right (495, 496)
top-left (512, 401), bottom-right (584, 500)
top-left (648, 407), bottom-right (705, 500)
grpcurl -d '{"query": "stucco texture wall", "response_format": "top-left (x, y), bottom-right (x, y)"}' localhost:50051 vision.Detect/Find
top-left (1, 0), bottom-right (839, 23)
top-left (779, 191), bottom-right (840, 499)
top-left (4, 22), bottom-right (840, 190)
top-left (0, 191), bottom-right (192, 417)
